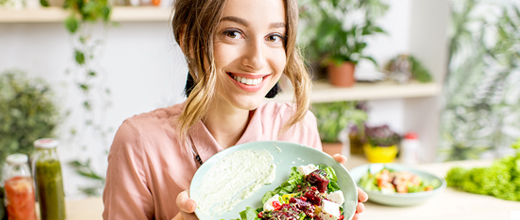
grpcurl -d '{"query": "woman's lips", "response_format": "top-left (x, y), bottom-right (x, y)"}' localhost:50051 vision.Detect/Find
top-left (227, 72), bottom-right (271, 92)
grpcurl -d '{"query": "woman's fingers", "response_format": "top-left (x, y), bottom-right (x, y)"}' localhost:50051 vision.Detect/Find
top-left (356, 201), bottom-right (365, 213)
top-left (332, 154), bottom-right (347, 165)
top-left (357, 187), bottom-right (368, 202)
top-left (352, 187), bottom-right (368, 220)
top-left (176, 190), bottom-right (197, 213)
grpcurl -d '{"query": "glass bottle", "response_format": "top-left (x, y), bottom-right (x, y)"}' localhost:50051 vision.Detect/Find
top-left (390, 54), bottom-right (412, 84)
top-left (400, 132), bottom-right (421, 164)
top-left (2, 154), bottom-right (37, 220)
top-left (33, 138), bottom-right (66, 220)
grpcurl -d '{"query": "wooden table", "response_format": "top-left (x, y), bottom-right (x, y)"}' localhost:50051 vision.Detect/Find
top-left (62, 157), bottom-right (520, 220)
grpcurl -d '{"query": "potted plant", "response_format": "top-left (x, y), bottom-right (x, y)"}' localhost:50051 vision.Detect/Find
top-left (363, 124), bottom-right (401, 163)
top-left (299, 0), bottom-right (389, 87)
top-left (0, 70), bottom-right (60, 216)
top-left (312, 101), bottom-right (368, 156)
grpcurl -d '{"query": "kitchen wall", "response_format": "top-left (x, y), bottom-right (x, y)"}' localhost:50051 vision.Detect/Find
top-left (0, 0), bottom-right (449, 199)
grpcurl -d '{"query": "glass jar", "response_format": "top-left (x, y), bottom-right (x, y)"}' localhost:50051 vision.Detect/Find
top-left (2, 154), bottom-right (37, 220)
top-left (33, 138), bottom-right (66, 220)
top-left (390, 54), bottom-right (412, 84)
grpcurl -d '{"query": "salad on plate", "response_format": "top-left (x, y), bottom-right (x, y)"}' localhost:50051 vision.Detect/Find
top-left (358, 167), bottom-right (440, 194)
top-left (233, 164), bottom-right (347, 220)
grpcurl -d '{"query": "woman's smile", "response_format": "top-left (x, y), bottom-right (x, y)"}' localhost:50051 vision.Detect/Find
top-left (226, 72), bottom-right (272, 92)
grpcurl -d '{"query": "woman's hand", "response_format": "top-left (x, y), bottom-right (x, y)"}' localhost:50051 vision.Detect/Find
top-left (173, 190), bottom-right (198, 220)
top-left (332, 154), bottom-right (369, 220)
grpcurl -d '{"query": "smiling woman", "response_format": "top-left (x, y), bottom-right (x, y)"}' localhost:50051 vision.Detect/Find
top-left (101, 0), bottom-right (367, 219)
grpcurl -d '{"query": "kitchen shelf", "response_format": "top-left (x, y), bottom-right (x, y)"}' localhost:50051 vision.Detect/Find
top-left (0, 6), bottom-right (172, 23)
top-left (270, 80), bottom-right (442, 103)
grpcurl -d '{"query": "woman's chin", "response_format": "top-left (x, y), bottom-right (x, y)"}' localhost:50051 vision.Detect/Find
top-left (231, 95), bottom-right (267, 111)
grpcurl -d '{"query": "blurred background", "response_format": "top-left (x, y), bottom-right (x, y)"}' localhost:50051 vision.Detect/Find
top-left (0, 0), bottom-right (519, 203)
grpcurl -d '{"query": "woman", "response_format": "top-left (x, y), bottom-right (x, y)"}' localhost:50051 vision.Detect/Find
top-left (102, 0), bottom-right (368, 219)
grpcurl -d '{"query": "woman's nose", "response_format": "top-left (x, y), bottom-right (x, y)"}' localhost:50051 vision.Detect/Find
top-left (242, 39), bottom-right (266, 71)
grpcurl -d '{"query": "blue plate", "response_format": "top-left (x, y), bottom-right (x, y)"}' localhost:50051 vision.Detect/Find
top-left (190, 141), bottom-right (358, 220)
top-left (349, 163), bottom-right (446, 206)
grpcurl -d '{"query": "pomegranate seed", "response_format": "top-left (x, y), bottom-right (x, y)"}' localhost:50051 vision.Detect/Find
top-left (311, 186), bottom-right (317, 191)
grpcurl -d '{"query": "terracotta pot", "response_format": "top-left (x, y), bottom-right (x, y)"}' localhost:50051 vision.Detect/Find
top-left (327, 62), bottom-right (356, 87)
top-left (322, 142), bottom-right (343, 156)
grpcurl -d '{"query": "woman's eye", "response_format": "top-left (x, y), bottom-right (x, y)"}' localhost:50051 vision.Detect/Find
top-left (223, 30), bottom-right (243, 39)
top-left (266, 34), bottom-right (285, 44)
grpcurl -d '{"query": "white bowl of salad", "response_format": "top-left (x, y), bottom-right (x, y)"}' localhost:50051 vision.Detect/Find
top-left (349, 163), bottom-right (446, 206)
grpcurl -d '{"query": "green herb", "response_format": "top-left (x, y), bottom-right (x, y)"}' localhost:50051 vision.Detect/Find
top-left (445, 139), bottom-right (520, 201)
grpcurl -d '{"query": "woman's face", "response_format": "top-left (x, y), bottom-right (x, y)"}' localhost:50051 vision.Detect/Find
top-left (212, 0), bottom-right (287, 111)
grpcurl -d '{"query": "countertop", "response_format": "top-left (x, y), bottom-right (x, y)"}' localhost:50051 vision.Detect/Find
top-left (59, 156), bottom-right (520, 220)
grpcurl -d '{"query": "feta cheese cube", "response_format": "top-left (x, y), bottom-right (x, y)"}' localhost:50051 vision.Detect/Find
top-left (263, 194), bottom-right (280, 211)
top-left (319, 200), bottom-right (341, 220)
top-left (297, 164), bottom-right (318, 176)
top-left (326, 191), bottom-right (345, 205)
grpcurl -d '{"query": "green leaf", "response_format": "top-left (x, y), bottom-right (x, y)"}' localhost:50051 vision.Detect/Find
top-left (40, 0), bottom-right (49, 7)
top-left (83, 101), bottom-right (91, 110)
top-left (75, 50), bottom-right (85, 65)
top-left (102, 6), bottom-right (111, 22)
top-left (78, 83), bottom-right (89, 91)
top-left (64, 15), bottom-right (79, 33)
top-left (239, 207), bottom-right (259, 220)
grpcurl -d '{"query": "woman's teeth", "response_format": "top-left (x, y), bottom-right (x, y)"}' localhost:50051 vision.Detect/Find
top-left (233, 76), bottom-right (264, 86)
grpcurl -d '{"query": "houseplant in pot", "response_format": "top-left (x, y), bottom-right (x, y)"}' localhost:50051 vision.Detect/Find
top-left (299, 0), bottom-right (389, 87)
top-left (363, 124), bottom-right (401, 163)
top-left (312, 101), bottom-right (368, 156)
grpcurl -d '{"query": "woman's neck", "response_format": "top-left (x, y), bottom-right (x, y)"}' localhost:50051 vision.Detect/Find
top-left (202, 100), bottom-right (252, 148)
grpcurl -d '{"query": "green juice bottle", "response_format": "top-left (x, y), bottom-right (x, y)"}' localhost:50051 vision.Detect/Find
top-left (33, 138), bottom-right (66, 220)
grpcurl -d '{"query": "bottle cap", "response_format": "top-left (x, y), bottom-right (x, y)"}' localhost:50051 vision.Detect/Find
top-left (404, 132), bottom-right (418, 140)
top-left (6, 154), bottom-right (29, 165)
top-left (34, 138), bottom-right (59, 149)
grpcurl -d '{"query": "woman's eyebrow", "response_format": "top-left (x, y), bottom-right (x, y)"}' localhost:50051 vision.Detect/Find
top-left (220, 16), bottom-right (286, 29)
top-left (269, 22), bottom-right (286, 29)
top-left (221, 16), bottom-right (250, 26)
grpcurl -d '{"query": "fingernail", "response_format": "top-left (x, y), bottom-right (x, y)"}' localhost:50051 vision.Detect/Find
top-left (187, 200), bottom-right (196, 211)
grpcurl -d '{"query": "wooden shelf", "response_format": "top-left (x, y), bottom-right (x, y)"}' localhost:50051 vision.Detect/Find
top-left (270, 80), bottom-right (442, 103)
top-left (0, 6), bottom-right (172, 23)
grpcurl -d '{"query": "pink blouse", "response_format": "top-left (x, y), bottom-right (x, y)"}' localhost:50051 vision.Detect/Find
top-left (102, 101), bottom-right (322, 220)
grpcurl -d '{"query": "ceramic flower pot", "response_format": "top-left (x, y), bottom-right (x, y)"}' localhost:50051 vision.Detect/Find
top-left (363, 143), bottom-right (398, 163)
top-left (322, 142), bottom-right (343, 156)
top-left (327, 61), bottom-right (356, 87)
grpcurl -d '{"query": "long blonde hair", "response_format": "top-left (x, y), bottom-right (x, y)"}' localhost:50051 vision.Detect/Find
top-left (172, 0), bottom-right (311, 139)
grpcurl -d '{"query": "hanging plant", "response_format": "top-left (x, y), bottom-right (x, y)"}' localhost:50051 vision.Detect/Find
top-left (62, 0), bottom-right (113, 196)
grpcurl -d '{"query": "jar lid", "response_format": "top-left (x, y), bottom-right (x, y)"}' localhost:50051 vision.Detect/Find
top-left (34, 138), bottom-right (59, 149)
top-left (6, 154), bottom-right (28, 165)
top-left (404, 132), bottom-right (418, 140)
